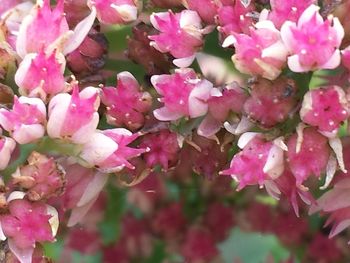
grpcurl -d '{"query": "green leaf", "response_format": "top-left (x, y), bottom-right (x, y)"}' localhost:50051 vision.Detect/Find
top-left (218, 228), bottom-right (290, 263)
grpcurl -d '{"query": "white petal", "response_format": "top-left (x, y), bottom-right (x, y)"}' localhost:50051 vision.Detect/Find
top-left (320, 154), bottom-right (337, 190)
top-left (173, 55), bottom-right (196, 68)
top-left (329, 137), bottom-right (347, 173)
top-left (263, 144), bottom-right (284, 179)
top-left (46, 205), bottom-right (59, 237)
top-left (8, 239), bottom-right (34, 263)
top-left (237, 132), bottom-right (259, 149)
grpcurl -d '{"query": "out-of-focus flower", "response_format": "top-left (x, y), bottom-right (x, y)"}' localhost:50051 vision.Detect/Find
top-left (221, 133), bottom-right (286, 190)
top-left (152, 203), bottom-right (187, 238)
top-left (300, 86), bottom-right (349, 137)
top-left (101, 72), bottom-right (152, 131)
top-left (151, 68), bottom-right (213, 121)
top-left (88, 0), bottom-right (138, 25)
top-left (342, 45), bottom-right (350, 71)
top-left (47, 86), bottom-right (100, 144)
top-left (226, 20), bottom-right (288, 80)
top-left (307, 233), bottom-right (342, 263)
top-left (0, 96), bottom-right (46, 144)
top-left (67, 27), bottom-right (108, 78)
top-left (149, 10), bottom-right (209, 67)
top-left (61, 162), bottom-right (108, 227)
top-left (11, 152), bottom-right (65, 201)
top-left (0, 196), bottom-right (58, 263)
top-left (243, 77), bottom-right (298, 128)
top-left (0, 132), bottom-right (16, 170)
top-left (262, 0), bottom-right (316, 29)
top-left (140, 130), bottom-right (179, 170)
top-left (216, 0), bottom-right (255, 38)
top-left (181, 227), bottom-right (218, 262)
top-left (280, 4), bottom-right (344, 72)
top-left (15, 50), bottom-right (66, 101)
top-left (80, 128), bottom-right (148, 173)
top-left (287, 127), bottom-right (331, 187)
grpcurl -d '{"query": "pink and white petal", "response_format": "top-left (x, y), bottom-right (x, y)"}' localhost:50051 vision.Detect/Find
top-left (71, 113), bottom-right (99, 144)
top-left (329, 137), bottom-right (347, 173)
top-left (13, 124), bottom-right (45, 144)
top-left (321, 49), bottom-right (341, 69)
top-left (333, 17), bottom-right (345, 46)
top-left (15, 13), bottom-right (34, 58)
top-left (180, 10), bottom-right (201, 29)
top-left (112, 4), bottom-right (137, 22)
top-left (63, 7), bottom-right (97, 55)
top-left (298, 5), bottom-right (321, 26)
top-left (188, 79), bottom-right (213, 117)
top-left (47, 95), bottom-right (71, 139)
top-left (329, 219), bottom-right (350, 238)
top-left (261, 41), bottom-right (288, 61)
top-left (237, 132), bottom-right (259, 149)
top-left (150, 12), bottom-right (170, 31)
top-left (0, 221), bottom-right (6, 241)
top-left (197, 114), bottom-right (221, 138)
top-left (77, 172), bottom-right (108, 207)
top-left (153, 107), bottom-right (182, 121)
top-left (222, 35), bottom-right (236, 48)
top-left (8, 238), bottom-right (34, 263)
top-left (287, 54), bottom-right (310, 72)
top-left (80, 132), bottom-right (118, 166)
top-left (67, 195), bottom-right (98, 227)
top-left (46, 205), bottom-right (59, 237)
top-left (280, 21), bottom-right (296, 52)
top-left (255, 20), bottom-right (278, 32)
top-left (263, 144), bottom-right (284, 179)
top-left (18, 97), bottom-right (46, 117)
top-left (15, 53), bottom-right (37, 90)
top-left (320, 154), bottom-right (337, 190)
top-left (173, 54), bottom-right (196, 68)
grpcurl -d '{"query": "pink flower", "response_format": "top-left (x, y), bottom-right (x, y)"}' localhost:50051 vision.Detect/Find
top-left (0, 196), bottom-right (58, 263)
top-left (16, 0), bottom-right (97, 57)
top-left (280, 4), bottom-right (344, 72)
top-left (101, 72), bottom-right (152, 131)
top-left (151, 68), bottom-right (213, 121)
top-left (61, 162), bottom-right (108, 227)
top-left (198, 82), bottom-right (248, 138)
top-left (221, 133), bottom-right (286, 190)
top-left (243, 77), bottom-right (298, 128)
top-left (11, 152), bottom-right (65, 201)
top-left (307, 234), bottom-right (342, 262)
top-left (226, 20), bottom-right (288, 80)
top-left (0, 133), bottom-right (16, 170)
top-left (15, 50), bottom-right (66, 101)
top-left (149, 10), bottom-right (207, 67)
top-left (47, 86), bottom-right (100, 144)
top-left (80, 128), bottom-right (148, 173)
top-left (264, 0), bottom-right (316, 29)
top-left (300, 86), bottom-right (349, 137)
top-left (287, 127), bottom-right (331, 187)
top-left (216, 0), bottom-right (255, 37)
top-left (0, 96), bottom-right (46, 144)
top-left (310, 177), bottom-right (350, 239)
top-left (182, 0), bottom-right (217, 24)
top-left (140, 130), bottom-right (179, 170)
top-left (88, 0), bottom-right (138, 25)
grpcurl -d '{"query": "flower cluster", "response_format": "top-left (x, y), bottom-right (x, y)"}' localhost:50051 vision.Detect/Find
top-left (1, 0), bottom-right (350, 261)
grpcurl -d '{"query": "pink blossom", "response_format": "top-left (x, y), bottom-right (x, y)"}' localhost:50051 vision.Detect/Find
top-left (307, 234), bottom-right (342, 262)
top-left (0, 133), bottom-right (16, 170)
top-left (47, 86), bottom-right (100, 144)
top-left (0, 197), bottom-right (58, 263)
top-left (221, 133), bottom-right (286, 190)
top-left (300, 86), bottom-right (349, 137)
top-left (16, 0), bottom-right (97, 57)
top-left (151, 68), bottom-right (213, 121)
top-left (264, 0), bottom-right (316, 29)
top-left (198, 82), bottom-right (248, 138)
top-left (226, 20), bottom-right (288, 80)
top-left (61, 162), bottom-right (108, 227)
top-left (182, 0), bottom-right (217, 24)
top-left (280, 4), bottom-right (344, 72)
top-left (101, 72), bottom-right (152, 131)
top-left (243, 77), bottom-right (298, 128)
top-left (149, 10), bottom-right (207, 67)
top-left (15, 50), bottom-right (66, 101)
top-left (80, 128), bottom-right (148, 173)
top-left (88, 0), bottom-right (138, 25)
top-left (0, 96), bottom-right (46, 144)
top-left (11, 152), bottom-right (65, 201)
top-left (287, 127), bottom-right (331, 187)
top-left (140, 130), bottom-right (179, 170)
top-left (216, 0), bottom-right (255, 37)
